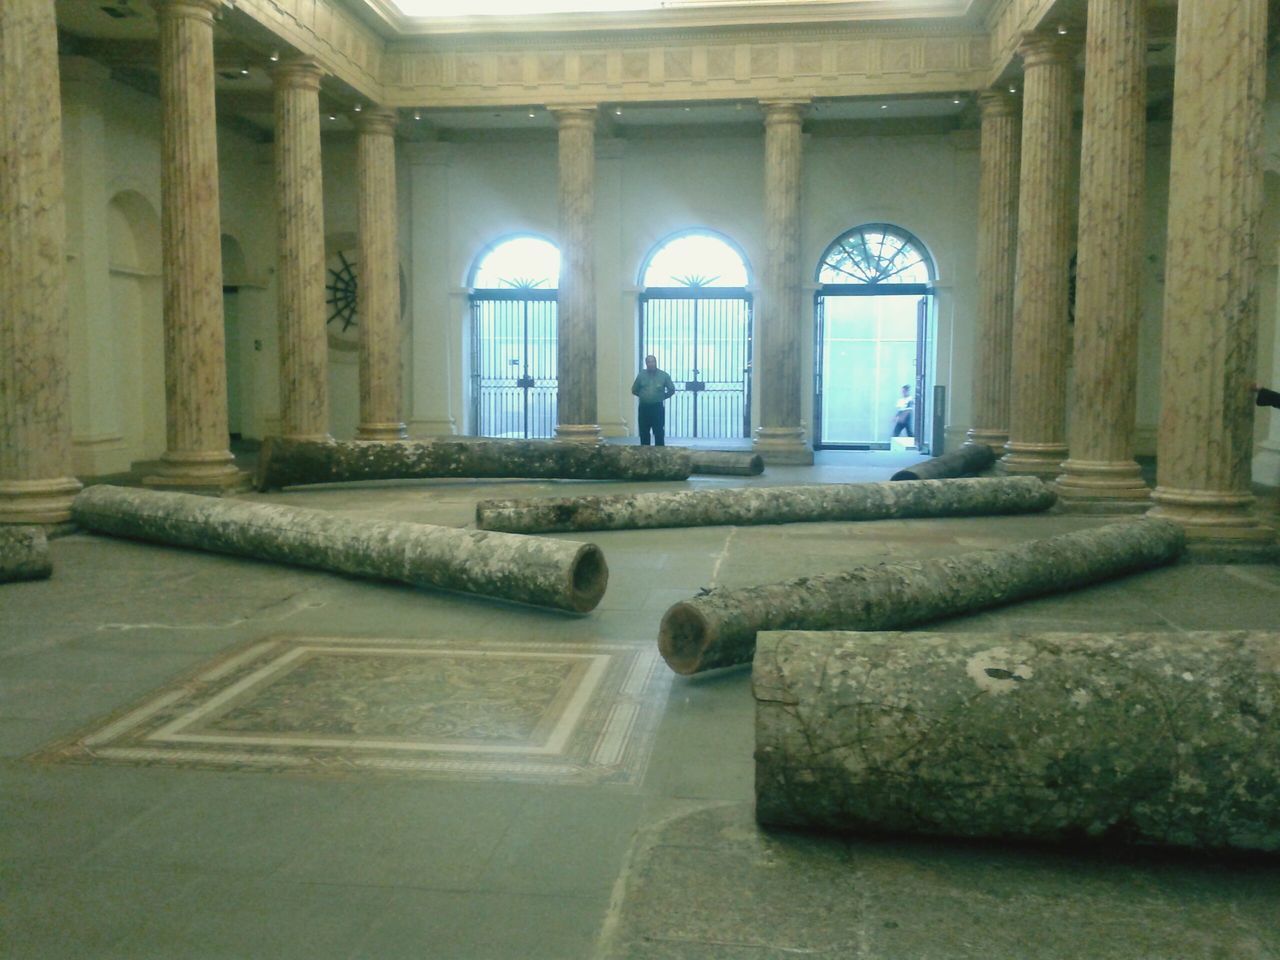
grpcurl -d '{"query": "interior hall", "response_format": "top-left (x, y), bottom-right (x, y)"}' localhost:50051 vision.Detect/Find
top-left (3, 0), bottom-right (1280, 956)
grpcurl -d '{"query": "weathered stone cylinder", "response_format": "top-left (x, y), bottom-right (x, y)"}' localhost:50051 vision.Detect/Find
top-left (891, 444), bottom-right (997, 481)
top-left (254, 437), bottom-right (693, 491)
top-left (0, 526), bottom-right (52, 582)
top-left (71, 485), bottom-right (608, 613)
top-left (476, 476), bottom-right (1054, 535)
top-left (659, 518), bottom-right (1185, 675)
top-left (689, 451), bottom-right (765, 476)
top-left (754, 629), bottom-right (1280, 852)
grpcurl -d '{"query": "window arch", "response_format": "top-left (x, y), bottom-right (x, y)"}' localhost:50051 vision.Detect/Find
top-left (471, 234), bottom-right (560, 290)
top-left (817, 223), bottom-right (935, 286)
top-left (640, 231), bottom-right (751, 288)
top-left (638, 230), bottom-right (753, 440)
top-left (469, 234), bottom-right (560, 438)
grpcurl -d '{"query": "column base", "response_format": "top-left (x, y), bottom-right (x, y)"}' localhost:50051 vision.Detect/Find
top-left (965, 428), bottom-right (1008, 449)
top-left (1148, 485), bottom-right (1276, 555)
top-left (556, 423), bottom-right (603, 444)
top-left (752, 427), bottom-right (814, 465)
top-left (407, 417), bottom-right (457, 438)
top-left (356, 423), bottom-right (408, 442)
top-left (998, 441), bottom-right (1067, 481)
top-left (144, 450), bottom-right (250, 496)
top-left (0, 476), bottom-right (84, 525)
top-left (1053, 459), bottom-right (1151, 513)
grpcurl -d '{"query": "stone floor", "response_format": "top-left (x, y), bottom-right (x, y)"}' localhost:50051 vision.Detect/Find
top-left (3, 449), bottom-right (1279, 959)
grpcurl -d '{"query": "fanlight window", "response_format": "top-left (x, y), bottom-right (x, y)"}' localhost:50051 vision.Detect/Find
top-left (642, 233), bottom-right (749, 288)
top-left (472, 236), bottom-right (561, 289)
top-left (817, 224), bottom-right (933, 285)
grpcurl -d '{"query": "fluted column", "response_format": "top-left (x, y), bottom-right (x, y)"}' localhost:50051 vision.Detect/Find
top-left (753, 99), bottom-right (812, 465)
top-left (271, 60), bottom-right (330, 441)
top-left (1057, 0), bottom-right (1150, 510)
top-left (1148, 0), bottom-right (1273, 546)
top-left (1001, 34), bottom-right (1076, 479)
top-left (146, 0), bottom-right (244, 492)
top-left (966, 90), bottom-right (1021, 451)
top-left (355, 107), bottom-right (407, 441)
top-left (550, 106), bottom-right (600, 443)
top-left (0, 0), bottom-right (82, 524)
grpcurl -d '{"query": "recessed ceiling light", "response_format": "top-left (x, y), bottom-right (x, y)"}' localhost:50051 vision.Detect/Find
top-left (528, 110), bottom-right (536, 118)
top-left (952, 97), bottom-right (962, 104)
top-left (239, 65), bottom-right (249, 76)
top-left (1008, 84), bottom-right (1017, 93)
top-left (1056, 23), bottom-right (1068, 35)
top-left (614, 107), bottom-right (622, 116)
top-left (269, 49), bottom-right (280, 62)
top-left (353, 103), bottom-right (362, 112)
top-left (880, 104), bottom-right (889, 110)
top-left (413, 110), bottom-right (422, 121)
top-left (327, 114), bottom-right (337, 121)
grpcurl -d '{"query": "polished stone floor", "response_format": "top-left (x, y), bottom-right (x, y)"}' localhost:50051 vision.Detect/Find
top-left (3, 449), bottom-right (1279, 959)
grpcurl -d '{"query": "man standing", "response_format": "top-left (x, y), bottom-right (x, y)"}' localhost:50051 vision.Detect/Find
top-left (631, 354), bottom-right (677, 446)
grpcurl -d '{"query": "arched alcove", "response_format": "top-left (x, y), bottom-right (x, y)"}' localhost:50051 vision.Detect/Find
top-left (813, 223), bottom-right (937, 451)
top-left (468, 234), bottom-right (561, 438)
top-left (108, 190), bottom-right (164, 462)
top-left (637, 230), bottom-right (753, 440)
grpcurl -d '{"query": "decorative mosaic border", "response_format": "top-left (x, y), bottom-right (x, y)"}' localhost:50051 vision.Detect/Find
top-left (33, 634), bottom-right (669, 787)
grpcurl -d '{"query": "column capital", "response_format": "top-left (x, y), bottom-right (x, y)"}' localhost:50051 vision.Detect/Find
top-left (547, 105), bottom-right (597, 127)
top-left (760, 99), bottom-right (810, 124)
top-left (977, 88), bottom-right (1019, 118)
top-left (151, 0), bottom-right (222, 24)
top-left (1017, 32), bottom-right (1077, 67)
top-left (269, 58), bottom-right (324, 90)
top-left (354, 106), bottom-right (398, 136)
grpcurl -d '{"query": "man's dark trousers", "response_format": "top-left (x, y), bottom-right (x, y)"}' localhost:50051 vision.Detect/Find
top-left (638, 402), bottom-right (666, 446)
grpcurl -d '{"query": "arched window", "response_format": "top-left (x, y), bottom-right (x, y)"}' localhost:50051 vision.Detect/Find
top-left (814, 224), bottom-right (937, 451)
top-left (469, 235), bottom-right (560, 438)
top-left (638, 231), bottom-right (753, 440)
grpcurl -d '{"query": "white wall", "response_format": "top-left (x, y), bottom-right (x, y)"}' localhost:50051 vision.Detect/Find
top-left (398, 124), bottom-right (983, 446)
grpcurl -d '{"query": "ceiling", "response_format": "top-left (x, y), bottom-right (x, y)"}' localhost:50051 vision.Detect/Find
top-left (55, 0), bottom-right (1187, 143)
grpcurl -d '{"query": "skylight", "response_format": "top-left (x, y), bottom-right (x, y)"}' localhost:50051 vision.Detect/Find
top-left (393, 0), bottom-right (660, 16)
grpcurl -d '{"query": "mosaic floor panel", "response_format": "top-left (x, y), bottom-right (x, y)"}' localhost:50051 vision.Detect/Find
top-left (35, 634), bottom-right (669, 785)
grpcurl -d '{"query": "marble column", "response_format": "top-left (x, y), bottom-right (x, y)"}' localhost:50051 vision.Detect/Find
top-left (966, 90), bottom-right (1021, 451)
top-left (1148, 0), bottom-right (1274, 546)
top-left (1056, 0), bottom-right (1150, 510)
top-left (271, 60), bottom-right (330, 441)
top-left (550, 106), bottom-right (601, 443)
top-left (753, 99), bottom-right (812, 465)
top-left (1001, 34), bottom-right (1076, 479)
top-left (0, 0), bottom-right (82, 525)
top-left (146, 0), bottom-right (244, 492)
top-left (355, 107), bottom-right (407, 441)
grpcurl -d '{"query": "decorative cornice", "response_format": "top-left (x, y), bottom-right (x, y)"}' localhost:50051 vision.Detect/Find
top-left (983, 0), bottom-right (1056, 85)
top-left (382, 30), bottom-right (989, 109)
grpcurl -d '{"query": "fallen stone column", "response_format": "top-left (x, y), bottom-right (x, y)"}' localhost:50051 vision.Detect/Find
top-left (254, 437), bottom-right (693, 491)
top-left (659, 518), bottom-right (1185, 675)
top-left (689, 451), bottom-right (765, 476)
top-left (0, 526), bottom-right (52, 582)
top-left (890, 443), bottom-right (997, 481)
top-left (476, 476), bottom-right (1054, 535)
top-left (754, 629), bottom-right (1280, 852)
top-left (71, 486), bottom-right (607, 613)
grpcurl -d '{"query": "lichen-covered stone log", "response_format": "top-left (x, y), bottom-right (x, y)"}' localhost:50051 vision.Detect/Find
top-left (253, 437), bottom-right (693, 491)
top-left (0, 526), bottom-right (52, 582)
top-left (689, 451), bottom-right (765, 476)
top-left (476, 476), bottom-right (1054, 535)
top-left (72, 486), bottom-right (607, 613)
top-left (754, 629), bottom-right (1280, 852)
top-left (659, 518), bottom-right (1185, 675)
top-left (890, 444), bottom-right (997, 481)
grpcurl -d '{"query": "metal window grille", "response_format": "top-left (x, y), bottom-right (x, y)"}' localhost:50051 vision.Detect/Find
top-left (470, 289), bottom-right (558, 439)
top-left (638, 288), bottom-right (753, 440)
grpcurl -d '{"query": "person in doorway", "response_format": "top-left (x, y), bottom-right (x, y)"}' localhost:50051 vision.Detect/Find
top-left (1252, 383), bottom-right (1280, 409)
top-left (892, 384), bottom-right (914, 438)
top-left (632, 354), bottom-right (677, 446)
